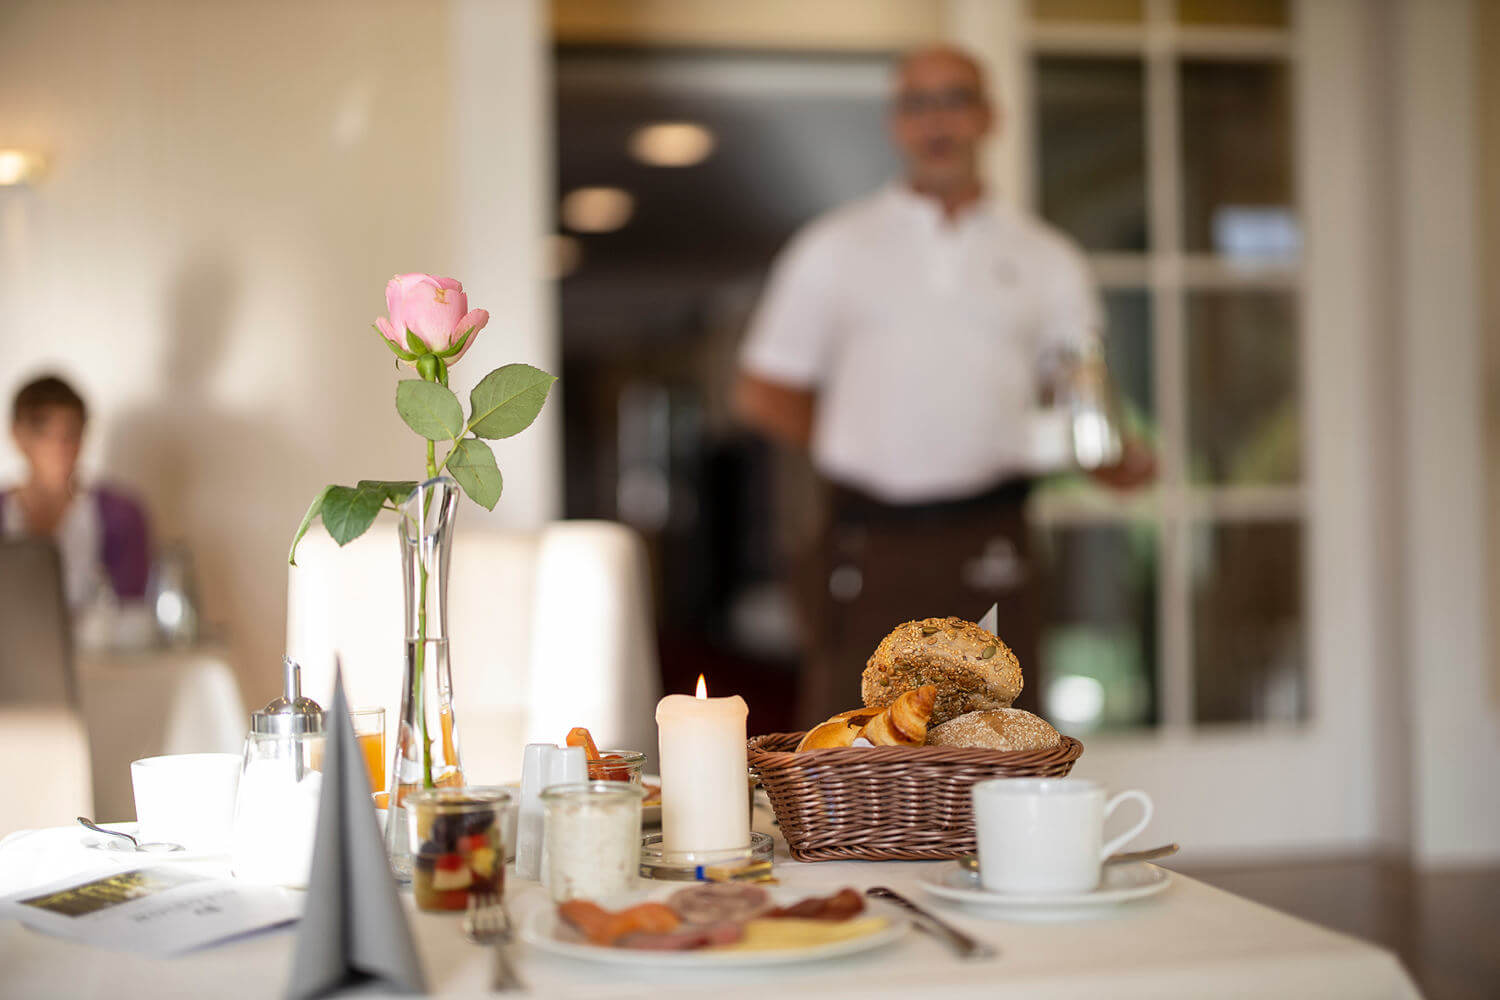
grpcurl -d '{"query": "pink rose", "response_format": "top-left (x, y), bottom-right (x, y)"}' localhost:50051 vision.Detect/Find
top-left (374, 273), bottom-right (489, 365)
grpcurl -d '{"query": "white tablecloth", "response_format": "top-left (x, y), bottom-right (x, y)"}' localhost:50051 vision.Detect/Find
top-left (76, 645), bottom-right (248, 823)
top-left (0, 810), bottom-right (1421, 1000)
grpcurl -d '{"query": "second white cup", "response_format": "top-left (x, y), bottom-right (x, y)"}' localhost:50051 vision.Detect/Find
top-left (972, 777), bottom-right (1153, 895)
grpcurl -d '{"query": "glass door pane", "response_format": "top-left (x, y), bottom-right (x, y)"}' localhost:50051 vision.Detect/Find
top-left (1185, 290), bottom-right (1300, 485)
top-left (1037, 522), bottom-right (1159, 732)
top-left (1179, 59), bottom-right (1296, 257)
top-left (1036, 57), bottom-right (1149, 252)
top-left (1192, 520), bottom-right (1305, 723)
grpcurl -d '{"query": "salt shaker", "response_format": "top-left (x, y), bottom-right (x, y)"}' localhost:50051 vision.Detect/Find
top-left (514, 743), bottom-right (587, 881)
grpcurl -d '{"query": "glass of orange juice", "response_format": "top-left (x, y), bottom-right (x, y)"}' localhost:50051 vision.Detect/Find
top-left (351, 707), bottom-right (386, 794)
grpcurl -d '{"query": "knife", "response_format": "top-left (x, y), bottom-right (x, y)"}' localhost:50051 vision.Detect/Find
top-left (865, 887), bottom-right (996, 960)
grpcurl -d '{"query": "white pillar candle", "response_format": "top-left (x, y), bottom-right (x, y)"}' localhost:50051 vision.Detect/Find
top-left (655, 675), bottom-right (750, 858)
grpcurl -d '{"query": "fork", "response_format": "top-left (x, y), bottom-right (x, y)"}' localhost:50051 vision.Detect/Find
top-left (463, 892), bottom-right (525, 992)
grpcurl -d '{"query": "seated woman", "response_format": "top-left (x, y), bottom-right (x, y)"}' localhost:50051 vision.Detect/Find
top-left (2, 375), bottom-right (150, 608)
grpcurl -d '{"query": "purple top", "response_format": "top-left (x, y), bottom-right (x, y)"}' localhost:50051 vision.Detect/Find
top-left (0, 485), bottom-right (150, 600)
top-left (96, 486), bottom-right (151, 599)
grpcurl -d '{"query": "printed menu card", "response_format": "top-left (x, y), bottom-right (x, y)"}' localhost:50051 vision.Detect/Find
top-left (0, 865), bottom-right (300, 957)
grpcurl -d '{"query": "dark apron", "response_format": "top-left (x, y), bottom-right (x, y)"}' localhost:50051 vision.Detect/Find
top-left (794, 478), bottom-right (1040, 728)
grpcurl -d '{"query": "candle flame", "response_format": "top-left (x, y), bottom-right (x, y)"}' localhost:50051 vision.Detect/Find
top-left (695, 674), bottom-right (708, 699)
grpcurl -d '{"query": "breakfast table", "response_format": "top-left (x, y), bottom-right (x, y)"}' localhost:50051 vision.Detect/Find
top-left (0, 804), bottom-right (1421, 999)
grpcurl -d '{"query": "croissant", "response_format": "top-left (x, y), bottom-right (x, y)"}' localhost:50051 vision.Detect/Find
top-left (795, 707), bottom-right (882, 751)
top-left (857, 685), bottom-right (937, 747)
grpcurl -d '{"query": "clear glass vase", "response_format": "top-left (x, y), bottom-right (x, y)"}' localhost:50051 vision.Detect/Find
top-left (386, 476), bottom-right (465, 880)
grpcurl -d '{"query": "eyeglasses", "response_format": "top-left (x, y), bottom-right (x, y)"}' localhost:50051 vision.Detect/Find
top-left (893, 87), bottom-right (983, 116)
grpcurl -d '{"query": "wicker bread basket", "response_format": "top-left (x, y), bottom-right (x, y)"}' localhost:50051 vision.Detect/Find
top-left (747, 732), bottom-right (1084, 862)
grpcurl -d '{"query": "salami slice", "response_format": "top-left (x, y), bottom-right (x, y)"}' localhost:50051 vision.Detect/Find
top-left (667, 883), bottom-right (770, 925)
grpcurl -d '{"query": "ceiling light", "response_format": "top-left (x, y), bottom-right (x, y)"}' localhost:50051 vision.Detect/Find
top-left (544, 234), bottom-right (583, 280)
top-left (628, 122), bottom-right (716, 167)
top-left (561, 186), bottom-right (635, 233)
top-left (0, 150), bottom-right (45, 186)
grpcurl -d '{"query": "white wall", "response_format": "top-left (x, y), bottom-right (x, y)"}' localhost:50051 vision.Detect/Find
top-left (0, 0), bottom-right (557, 707)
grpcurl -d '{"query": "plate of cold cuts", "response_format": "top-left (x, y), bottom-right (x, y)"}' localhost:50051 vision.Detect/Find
top-left (521, 883), bottom-right (909, 968)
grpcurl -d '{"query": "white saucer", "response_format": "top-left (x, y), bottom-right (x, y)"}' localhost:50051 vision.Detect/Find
top-left (918, 862), bottom-right (1171, 919)
top-left (80, 822), bottom-right (227, 861)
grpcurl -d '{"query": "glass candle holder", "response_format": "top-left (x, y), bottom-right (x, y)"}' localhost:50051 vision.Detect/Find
top-left (540, 781), bottom-right (645, 903)
top-left (588, 749), bottom-right (647, 785)
top-left (407, 786), bottom-right (511, 912)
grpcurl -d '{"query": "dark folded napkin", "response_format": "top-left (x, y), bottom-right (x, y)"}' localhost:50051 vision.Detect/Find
top-left (286, 666), bottom-right (425, 998)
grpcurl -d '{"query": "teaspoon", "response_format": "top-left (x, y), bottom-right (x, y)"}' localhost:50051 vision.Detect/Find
top-left (959, 842), bottom-right (1178, 875)
top-left (77, 817), bottom-right (185, 853)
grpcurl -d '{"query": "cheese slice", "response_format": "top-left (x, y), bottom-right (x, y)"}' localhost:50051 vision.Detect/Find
top-left (715, 916), bottom-right (888, 952)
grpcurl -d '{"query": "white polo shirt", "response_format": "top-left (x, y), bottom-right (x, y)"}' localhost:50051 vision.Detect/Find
top-left (740, 184), bottom-right (1102, 503)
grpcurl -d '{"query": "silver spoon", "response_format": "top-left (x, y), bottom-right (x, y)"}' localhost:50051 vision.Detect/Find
top-left (77, 817), bottom-right (185, 853)
top-left (958, 842), bottom-right (1178, 875)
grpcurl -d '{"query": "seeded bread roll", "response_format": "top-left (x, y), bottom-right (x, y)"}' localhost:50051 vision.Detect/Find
top-left (861, 617), bottom-right (1023, 726)
top-left (926, 708), bottom-right (1060, 752)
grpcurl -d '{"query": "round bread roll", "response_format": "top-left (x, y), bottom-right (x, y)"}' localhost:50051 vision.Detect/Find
top-left (926, 708), bottom-right (1061, 752)
top-left (794, 707), bottom-right (882, 751)
top-left (861, 617), bottom-right (1022, 727)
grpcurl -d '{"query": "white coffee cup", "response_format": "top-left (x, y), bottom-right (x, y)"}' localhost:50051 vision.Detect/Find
top-left (131, 753), bottom-right (241, 853)
top-left (972, 777), bottom-right (1153, 894)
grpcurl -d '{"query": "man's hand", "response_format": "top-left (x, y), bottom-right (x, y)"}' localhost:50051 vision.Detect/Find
top-left (1089, 438), bottom-right (1157, 491)
top-left (733, 372), bottom-right (816, 450)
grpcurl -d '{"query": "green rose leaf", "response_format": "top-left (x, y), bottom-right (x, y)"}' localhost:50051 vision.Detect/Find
top-left (445, 438), bottom-right (503, 510)
top-left (356, 479), bottom-right (420, 506)
top-left (320, 482), bottom-right (387, 546)
top-left (396, 379), bottom-right (464, 441)
top-left (468, 364), bottom-right (556, 440)
top-left (287, 485), bottom-right (334, 566)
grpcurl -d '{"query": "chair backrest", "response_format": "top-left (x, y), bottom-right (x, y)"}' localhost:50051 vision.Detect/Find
top-left (286, 518), bottom-right (660, 783)
top-left (0, 538), bottom-right (75, 706)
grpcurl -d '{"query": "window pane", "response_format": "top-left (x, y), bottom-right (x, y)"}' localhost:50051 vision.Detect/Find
top-left (1177, 0), bottom-right (1288, 28)
top-left (1037, 522), bottom-right (1159, 732)
top-left (1031, 0), bottom-right (1143, 24)
top-left (1192, 521), bottom-right (1304, 724)
top-left (1036, 57), bottom-right (1148, 252)
top-left (1179, 60), bottom-right (1296, 257)
top-left (1104, 289), bottom-right (1153, 437)
top-left (1186, 290), bottom-right (1299, 485)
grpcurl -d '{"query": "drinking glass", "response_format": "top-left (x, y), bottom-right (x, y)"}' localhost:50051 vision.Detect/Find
top-left (350, 707), bottom-right (386, 794)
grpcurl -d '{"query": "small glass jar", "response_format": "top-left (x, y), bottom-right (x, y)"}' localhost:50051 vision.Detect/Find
top-left (588, 749), bottom-right (647, 785)
top-left (541, 781), bottom-right (645, 903)
top-left (407, 787), bottom-right (512, 912)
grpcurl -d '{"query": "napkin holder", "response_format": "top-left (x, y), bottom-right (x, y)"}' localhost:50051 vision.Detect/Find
top-left (514, 743), bottom-right (587, 881)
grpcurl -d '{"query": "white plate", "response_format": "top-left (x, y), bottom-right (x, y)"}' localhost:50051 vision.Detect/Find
top-left (79, 822), bottom-right (227, 861)
top-left (521, 892), bottom-right (908, 968)
top-left (918, 862), bottom-right (1171, 914)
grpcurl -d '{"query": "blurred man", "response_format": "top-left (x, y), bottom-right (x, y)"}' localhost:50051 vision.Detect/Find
top-left (735, 46), bottom-right (1150, 724)
top-left (3, 375), bottom-right (150, 607)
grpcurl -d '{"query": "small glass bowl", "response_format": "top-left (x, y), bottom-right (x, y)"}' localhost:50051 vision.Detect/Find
top-left (406, 786), bottom-right (511, 912)
top-left (588, 749), bottom-right (646, 785)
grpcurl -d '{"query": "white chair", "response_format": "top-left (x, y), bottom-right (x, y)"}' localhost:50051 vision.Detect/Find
top-left (0, 706), bottom-right (92, 837)
top-left (286, 519), bottom-right (661, 783)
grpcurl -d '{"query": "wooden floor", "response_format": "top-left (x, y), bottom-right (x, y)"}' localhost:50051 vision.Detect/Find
top-left (1182, 857), bottom-right (1500, 1000)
